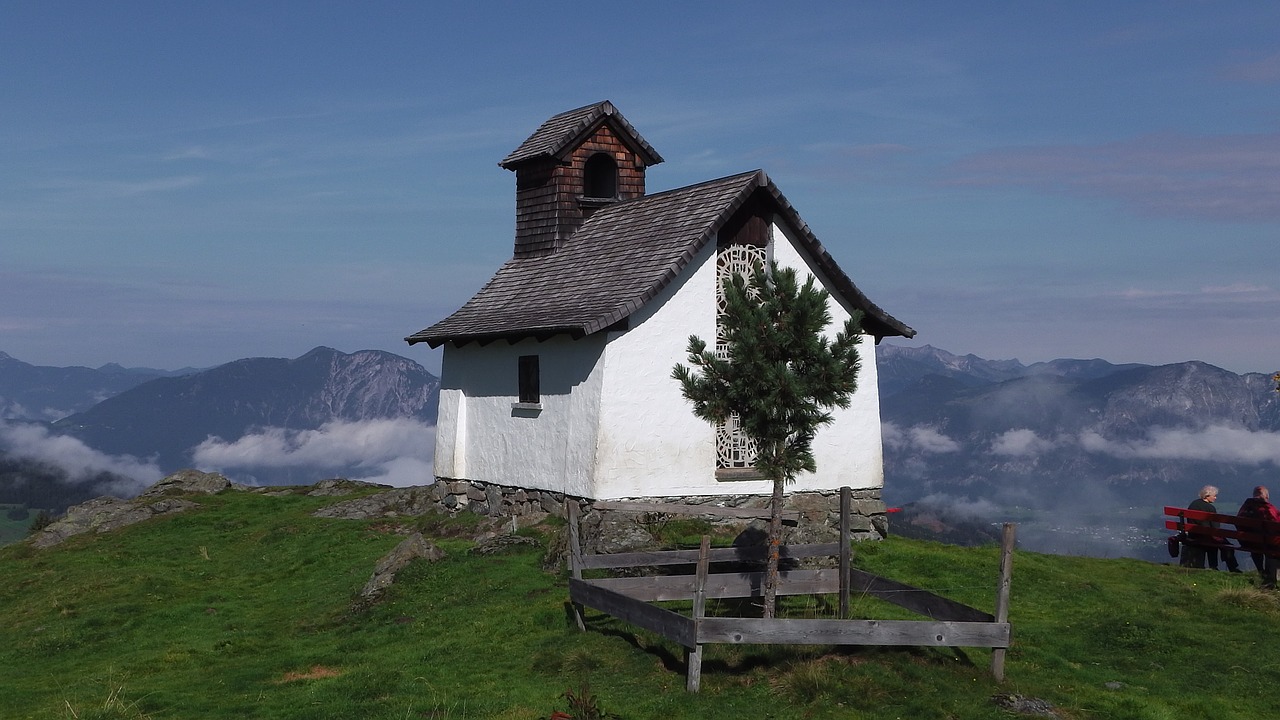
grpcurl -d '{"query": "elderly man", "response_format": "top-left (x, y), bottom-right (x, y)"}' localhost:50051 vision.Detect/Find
top-left (1183, 485), bottom-right (1241, 572)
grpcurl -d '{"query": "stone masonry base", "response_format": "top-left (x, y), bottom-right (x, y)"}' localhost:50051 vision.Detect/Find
top-left (429, 478), bottom-right (887, 554)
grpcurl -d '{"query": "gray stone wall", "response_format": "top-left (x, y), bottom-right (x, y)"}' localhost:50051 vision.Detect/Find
top-left (429, 478), bottom-right (887, 552)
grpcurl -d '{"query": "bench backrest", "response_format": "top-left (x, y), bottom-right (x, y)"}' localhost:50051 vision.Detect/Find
top-left (1163, 505), bottom-right (1280, 550)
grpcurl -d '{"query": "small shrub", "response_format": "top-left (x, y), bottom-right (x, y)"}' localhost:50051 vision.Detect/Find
top-left (28, 510), bottom-right (55, 536)
top-left (555, 683), bottom-right (620, 720)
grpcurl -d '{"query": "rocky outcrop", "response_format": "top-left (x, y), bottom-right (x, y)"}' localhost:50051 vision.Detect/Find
top-left (358, 532), bottom-right (444, 600)
top-left (30, 495), bottom-right (198, 549)
top-left (29, 469), bottom-right (231, 548)
top-left (311, 485), bottom-right (440, 519)
top-left (137, 469), bottom-right (234, 497)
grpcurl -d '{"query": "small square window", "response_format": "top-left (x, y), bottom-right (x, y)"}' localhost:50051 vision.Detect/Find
top-left (518, 355), bottom-right (540, 404)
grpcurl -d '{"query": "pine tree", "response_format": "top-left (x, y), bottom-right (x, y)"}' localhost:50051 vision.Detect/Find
top-left (672, 260), bottom-right (863, 618)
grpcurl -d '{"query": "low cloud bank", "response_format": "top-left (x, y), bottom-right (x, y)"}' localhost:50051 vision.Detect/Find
top-left (192, 418), bottom-right (436, 488)
top-left (0, 420), bottom-right (162, 495)
top-left (1081, 425), bottom-right (1280, 466)
top-left (915, 492), bottom-right (1002, 520)
top-left (886, 422), bottom-right (1280, 467)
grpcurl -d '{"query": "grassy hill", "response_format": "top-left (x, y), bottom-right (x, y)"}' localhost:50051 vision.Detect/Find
top-left (2, 488), bottom-right (1278, 719)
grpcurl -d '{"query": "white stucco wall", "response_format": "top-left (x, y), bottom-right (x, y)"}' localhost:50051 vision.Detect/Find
top-left (771, 223), bottom-right (885, 493)
top-left (593, 241), bottom-right (722, 498)
top-left (589, 221), bottom-right (885, 498)
top-left (435, 219), bottom-right (887, 500)
top-left (433, 335), bottom-right (606, 497)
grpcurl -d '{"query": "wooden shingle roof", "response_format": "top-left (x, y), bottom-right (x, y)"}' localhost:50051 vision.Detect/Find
top-left (406, 170), bottom-right (914, 348)
top-left (499, 100), bottom-right (663, 169)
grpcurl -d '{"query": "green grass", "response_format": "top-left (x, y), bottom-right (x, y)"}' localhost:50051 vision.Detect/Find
top-left (2, 490), bottom-right (1279, 719)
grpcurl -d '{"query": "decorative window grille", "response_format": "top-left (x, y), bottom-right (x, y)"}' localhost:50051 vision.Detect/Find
top-left (715, 243), bottom-right (766, 469)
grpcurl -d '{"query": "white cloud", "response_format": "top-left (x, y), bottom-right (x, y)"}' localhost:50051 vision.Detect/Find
top-left (0, 420), bottom-right (162, 494)
top-left (991, 428), bottom-right (1058, 456)
top-left (1080, 425), bottom-right (1280, 466)
top-left (883, 422), bottom-right (960, 454)
top-left (192, 418), bottom-right (435, 488)
top-left (917, 492), bottom-right (1002, 520)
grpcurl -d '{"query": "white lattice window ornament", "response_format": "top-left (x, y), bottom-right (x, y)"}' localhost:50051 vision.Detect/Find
top-left (714, 244), bottom-right (765, 469)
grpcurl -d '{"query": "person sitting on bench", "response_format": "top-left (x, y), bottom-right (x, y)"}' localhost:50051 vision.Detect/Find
top-left (1183, 485), bottom-right (1241, 572)
top-left (1237, 485), bottom-right (1280, 589)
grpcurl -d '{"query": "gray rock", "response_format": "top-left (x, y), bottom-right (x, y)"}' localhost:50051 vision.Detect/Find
top-left (312, 486), bottom-right (438, 519)
top-left (991, 694), bottom-right (1062, 718)
top-left (587, 514), bottom-right (657, 555)
top-left (138, 469), bottom-right (231, 498)
top-left (360, 532), bottom-right (445, 598)
top-left (469, 532), bottom-right (541, 556)
top-left (30, 495), bottom-right (198, 549)
top-left (307, 478), bottom-right (388, 497)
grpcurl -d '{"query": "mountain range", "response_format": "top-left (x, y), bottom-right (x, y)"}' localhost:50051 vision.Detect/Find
top-left (876, 344), bottom-right (1280, 557)
top-left (0, 351), bottom-right (199, 422)
top-left (0, 347), bottom-right (439, 508)
top-left (2, 342), bottom-right (1278, 559)
top-left (51, 346), bottom-right (439, 470)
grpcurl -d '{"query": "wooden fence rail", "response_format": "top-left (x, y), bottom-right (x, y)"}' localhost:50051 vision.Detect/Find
top-left (567, 489), bottom-right (1016, 691)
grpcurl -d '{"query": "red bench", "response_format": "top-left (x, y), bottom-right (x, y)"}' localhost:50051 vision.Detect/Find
top-left (1163, 505), bottom-right (1280, 584)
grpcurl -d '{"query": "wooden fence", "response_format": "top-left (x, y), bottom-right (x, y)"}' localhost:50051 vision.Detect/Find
top-left (567, 488), bottom-right (1015, 691)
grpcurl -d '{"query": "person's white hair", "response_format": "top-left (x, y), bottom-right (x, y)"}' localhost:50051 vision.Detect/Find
top-left (1200, 485), bottom-right (1218, 500)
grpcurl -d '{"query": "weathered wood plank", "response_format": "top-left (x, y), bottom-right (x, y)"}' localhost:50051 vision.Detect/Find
top-left (848, 568), bottom-right (994, 623)
top-left (991, 522), bottom-right (1016, 681)
top-left (568, 501), bottom-right (585, 631)
top-left (697, 618), bottom-right (1011, 648)
top-left (594, 500), bottom-right (800, 521)
top-left (584, 569), bottom-right (843, 602)
top-left (839, 486), bottom-right (851, 619)
top-left (569, 578), bottom-right (696, 648)
top-left (688, 536), bottom-right (710, 693)
top-left (577, 542), bottom-right (843, 570)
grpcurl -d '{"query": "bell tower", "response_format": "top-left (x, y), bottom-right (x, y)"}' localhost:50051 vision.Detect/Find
top-left (498, 101), bottom-right (664, 258)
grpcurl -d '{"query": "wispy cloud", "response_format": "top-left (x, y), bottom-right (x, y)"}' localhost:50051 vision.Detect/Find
top-left (37, 175), bottom-right (204, 198)
top-left (1080, 425), bottom-right (1280, 466)
top-left (0, 420), bottom-right (162, 495)
top-left (883, 422), bottom-right (961, 454)
top-left (1220, 52), bottom-right (1280, 84)
top-left (192, 418), bottom-right (435, 487)
top-left (916, 492), bottom-right (1003, 520)
top-left (990, 429), bottom-right (1059, 456)
top-left (161, 146), bottom-right (213, 161)
top-left (946, 132), bottom-right (1280, 221)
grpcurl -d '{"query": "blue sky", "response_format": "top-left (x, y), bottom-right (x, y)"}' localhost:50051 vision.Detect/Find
top-left (3, 2), bottom-right (1279, 375)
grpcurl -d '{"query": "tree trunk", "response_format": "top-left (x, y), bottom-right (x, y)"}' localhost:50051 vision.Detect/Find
top-left (762, 471), bottom-right (785, 619)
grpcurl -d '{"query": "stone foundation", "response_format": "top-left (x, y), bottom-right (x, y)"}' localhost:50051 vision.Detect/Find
top-left (428, 478), bottom-right (887, 552)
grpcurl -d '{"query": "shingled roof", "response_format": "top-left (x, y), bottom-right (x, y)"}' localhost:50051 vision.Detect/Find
top-left (499, 100), bottom-right (663, 169)
top-left (406, 170), bottom-right (914, 348)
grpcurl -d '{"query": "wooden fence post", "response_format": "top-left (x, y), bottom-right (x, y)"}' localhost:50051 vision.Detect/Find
top-left (840, 486), bottom-right (851, 619)
top-left (991, 522), bottom-right (1016, 681)
top-left (686, 535), bottom-right (711, 693)
top-left (568, 500), bottom-right (586, 632)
